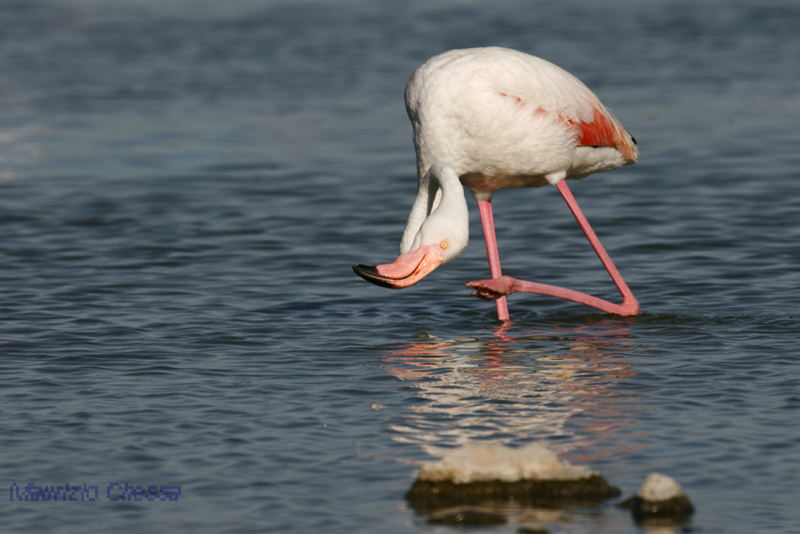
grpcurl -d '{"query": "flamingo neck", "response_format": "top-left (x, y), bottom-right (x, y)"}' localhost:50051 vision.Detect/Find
top-left (399, 163), bottom-right (465, 255)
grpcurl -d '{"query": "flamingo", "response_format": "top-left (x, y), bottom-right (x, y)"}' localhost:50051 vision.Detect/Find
top-left (353, 47), bottom-right (639, 321)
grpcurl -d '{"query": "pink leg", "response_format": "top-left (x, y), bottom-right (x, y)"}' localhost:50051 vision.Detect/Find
top-left (468, 181), bottom-right (639, 316)
top-left (477, 199), bottom-right (510, 322)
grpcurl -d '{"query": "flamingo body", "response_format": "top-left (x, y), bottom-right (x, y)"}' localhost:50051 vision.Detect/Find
top-left (354, 47), bottom-right (640, 320)
top-left (406, 47), bottom-right (636, 199)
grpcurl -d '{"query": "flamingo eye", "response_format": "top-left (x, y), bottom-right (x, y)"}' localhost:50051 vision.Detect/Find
top-left (440, 240), bottom-right (448, 249)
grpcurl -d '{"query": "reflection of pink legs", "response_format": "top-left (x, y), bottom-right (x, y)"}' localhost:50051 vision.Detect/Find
top-left (477, 199), bottom-right (510, 322)
top-left (469, 181), bottom-right (639, 318)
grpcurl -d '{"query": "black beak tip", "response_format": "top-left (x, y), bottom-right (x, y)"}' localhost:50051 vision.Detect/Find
top-left (353, 264), bottom-right (378, 277)
top-left (353, 264), bottom-right (399, 289)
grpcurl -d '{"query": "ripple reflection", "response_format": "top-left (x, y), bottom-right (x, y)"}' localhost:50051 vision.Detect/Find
top-left (383, 321), bottom-right (647, 462)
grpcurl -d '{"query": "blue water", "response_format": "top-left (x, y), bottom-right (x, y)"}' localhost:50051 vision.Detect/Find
top-left (1, 1), bottom-right (799, 532)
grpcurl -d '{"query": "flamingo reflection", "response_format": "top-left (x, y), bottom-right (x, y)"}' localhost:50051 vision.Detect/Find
top-left (382, 321), bottom-right (646, 463)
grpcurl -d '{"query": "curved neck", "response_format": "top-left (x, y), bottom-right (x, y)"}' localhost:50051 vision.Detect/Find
top-left (399, 163), bottom-right (461, 254)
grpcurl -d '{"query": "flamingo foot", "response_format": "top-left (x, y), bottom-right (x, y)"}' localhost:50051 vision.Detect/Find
top-left (466, 276), bottom-right (516, 300)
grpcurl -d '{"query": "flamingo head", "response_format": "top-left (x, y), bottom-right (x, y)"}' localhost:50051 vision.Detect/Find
top-left (354, 163), bottom-right (469, 289)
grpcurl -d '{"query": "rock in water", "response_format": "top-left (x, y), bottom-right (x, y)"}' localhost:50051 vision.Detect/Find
top-left (620, 473), bottom-right (694, 524)
top-left (405, 442), bottom-right (620, 515)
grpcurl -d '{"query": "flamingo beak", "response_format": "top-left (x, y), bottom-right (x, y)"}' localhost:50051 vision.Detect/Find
top-left (353, 245), bottom-right (444, 289)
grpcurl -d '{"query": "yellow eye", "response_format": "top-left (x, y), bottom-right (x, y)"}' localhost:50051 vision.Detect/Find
top-left (440, 240), bottom-right (448, 249)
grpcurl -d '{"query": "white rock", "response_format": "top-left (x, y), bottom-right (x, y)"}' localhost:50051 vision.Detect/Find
top-left (636, 473), bottom-right (685, 502)
top-left (416, 442), bottom-right (593, 484)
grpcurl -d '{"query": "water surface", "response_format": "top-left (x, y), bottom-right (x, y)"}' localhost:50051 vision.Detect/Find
top-left (1, 1), bottom-right (799, 532)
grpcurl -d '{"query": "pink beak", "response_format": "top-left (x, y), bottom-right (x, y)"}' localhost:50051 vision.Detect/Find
top-left (353, 245), bottom-right (444, 289)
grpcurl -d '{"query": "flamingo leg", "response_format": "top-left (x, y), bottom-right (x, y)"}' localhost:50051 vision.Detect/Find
top-left (477, 199), bottom-right (510, 322)
top-left (554, 180), bottom-right (639, 314)
top-left (468, 181), bottom-right (639, 317)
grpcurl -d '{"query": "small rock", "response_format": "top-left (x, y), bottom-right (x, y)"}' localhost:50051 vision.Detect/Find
top-left (620, 473), bottom-right (694, 525)
top-left (637, 473), bottom-right (685, 502)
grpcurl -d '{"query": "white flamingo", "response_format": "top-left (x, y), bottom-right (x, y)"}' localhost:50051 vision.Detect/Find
top-left (354, 47), bottom-right (639, 321)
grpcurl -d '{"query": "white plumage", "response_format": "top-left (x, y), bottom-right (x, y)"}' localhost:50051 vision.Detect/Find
top-left (405, 47), bottom-right (636, 196)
